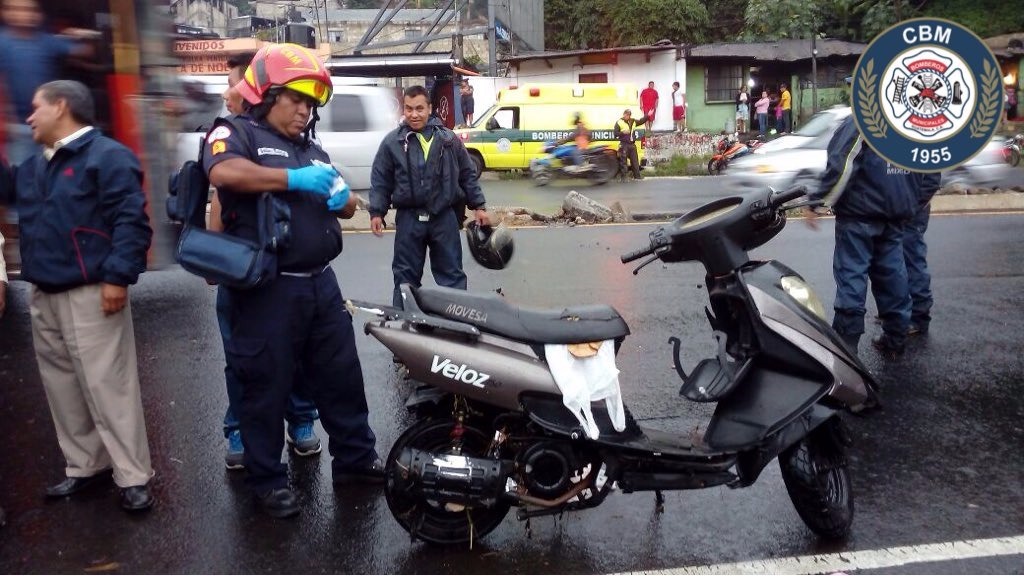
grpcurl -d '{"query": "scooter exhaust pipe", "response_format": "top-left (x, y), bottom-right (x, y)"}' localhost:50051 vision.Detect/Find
top-left (394, 448), bottom-right (514, 508)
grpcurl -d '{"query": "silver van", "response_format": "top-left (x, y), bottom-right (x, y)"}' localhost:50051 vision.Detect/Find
top-left (175, 76), bottom-right (400, 190)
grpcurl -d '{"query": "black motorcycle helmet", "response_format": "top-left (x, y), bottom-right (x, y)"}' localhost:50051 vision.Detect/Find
top-left (465, 222), bottom-right (514, 270)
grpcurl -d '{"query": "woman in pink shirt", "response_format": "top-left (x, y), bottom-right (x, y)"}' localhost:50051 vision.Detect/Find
top-left (754, 91), bottom-right (771, 137)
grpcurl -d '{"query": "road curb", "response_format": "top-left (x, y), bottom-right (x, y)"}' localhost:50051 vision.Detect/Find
top-left (340, 192), bottom-right (1024, 231)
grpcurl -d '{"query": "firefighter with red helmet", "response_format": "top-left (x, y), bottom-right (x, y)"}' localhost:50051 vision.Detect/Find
top-left (203, 43), bottom-right (382, 518)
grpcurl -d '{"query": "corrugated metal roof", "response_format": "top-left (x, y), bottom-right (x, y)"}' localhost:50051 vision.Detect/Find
top-left (687, 38), bottom-right (866, 61)
top-left (500, 43), bottom-right (678, 63)
top-left (984, 33), bottom-right (1024, 58)
top-left (498, 39), bottom-right (865, 64)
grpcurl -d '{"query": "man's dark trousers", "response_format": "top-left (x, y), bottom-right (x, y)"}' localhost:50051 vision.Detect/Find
top-left (619, 142), bottom-right (641, 179)
top-left (392, 208), bottom-right (466, 308)
top-left (831, 218), bottom-right (911, 345)
top-left (903, 204), bottom-right (932, 329)
top-left (226, 269), bottom-right (378, 493)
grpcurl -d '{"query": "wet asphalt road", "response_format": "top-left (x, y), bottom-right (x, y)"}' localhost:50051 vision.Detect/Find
top-left (1, 214), bottom-right (1023, 574)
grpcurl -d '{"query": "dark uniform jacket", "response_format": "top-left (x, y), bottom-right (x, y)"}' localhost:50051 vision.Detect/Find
top-left (369, 117), bottom-right (485, 219)
top-left (0, 129), bottom-right (151, 292)
top-left (810, 116), bottom-right (941, 220)
top-left (202, 115), bottom-right (344, 273)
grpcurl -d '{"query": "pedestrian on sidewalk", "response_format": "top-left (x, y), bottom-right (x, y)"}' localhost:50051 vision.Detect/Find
top-left (369, 85), bottom-right (491, 309)
top-left (0, 80), bottom-right (155, 512)
top-left (754, 90), bottom-right (770, 138)
top-left (735, 86), bottom-right (749, 134)
top-left (780, 83), bottom-right (792, 133)
top-left (207, 51), bottom-right (322, 471)
top-left (204, 44), bottom-right (381, 519)
top-left (640, 81), bottom-right (658, 132)
top-left (671, 81), bottom-right (686, 133)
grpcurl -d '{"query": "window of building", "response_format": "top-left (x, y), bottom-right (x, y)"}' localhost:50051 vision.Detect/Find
top-left (578, 73), bottom-right (608, 84)
top-left (706, 65), bottom-right (744, 103)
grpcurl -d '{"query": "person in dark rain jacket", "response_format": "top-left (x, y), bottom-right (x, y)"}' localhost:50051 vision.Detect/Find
top-left (804, 113), bottom-right (941, 357)
top-left (369, 85), bottom-right (490, 308)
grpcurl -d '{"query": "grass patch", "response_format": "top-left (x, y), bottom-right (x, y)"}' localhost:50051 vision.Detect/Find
top-left (651, 154), bottom-right (714, 177)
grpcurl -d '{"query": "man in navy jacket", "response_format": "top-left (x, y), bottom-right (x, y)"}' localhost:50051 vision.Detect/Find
top-left (0, 80), bottom-right (155, 511)
top-left (805, 114), bottom-right (940, 356)
top-left (369, 85), bottom-right (490, 308)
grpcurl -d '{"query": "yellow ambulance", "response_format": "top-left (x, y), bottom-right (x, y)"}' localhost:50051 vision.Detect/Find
top-left (456, 83), bottom-right (646, 175)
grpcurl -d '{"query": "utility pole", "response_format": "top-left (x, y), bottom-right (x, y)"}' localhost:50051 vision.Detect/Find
top-left (811, 34), bottom-right (818, 114)
top-left (487, 0), bottom-right (496, 76)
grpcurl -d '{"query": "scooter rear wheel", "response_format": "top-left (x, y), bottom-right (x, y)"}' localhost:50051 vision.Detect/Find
top-left (778, 424), bottom-right (854, 540)
top-left (383, 418), bottom-right (511, 546)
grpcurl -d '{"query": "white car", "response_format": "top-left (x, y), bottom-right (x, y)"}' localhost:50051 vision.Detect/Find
top-left (725, 106), bottom-right (1015, 193)
top-left (175, 75), bottom-right (400, 190)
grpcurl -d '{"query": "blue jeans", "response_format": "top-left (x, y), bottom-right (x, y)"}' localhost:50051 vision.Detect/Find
top-left (217, 286), bottom-right (318, 438)
top-left (903, 205), bottom-right (932, 327)
top-left (392, 208), bottom-right (467, 308)
top-left (757, 113), bottom-right (768, 135)
top-left (831, 218), bottom-right (911, 344)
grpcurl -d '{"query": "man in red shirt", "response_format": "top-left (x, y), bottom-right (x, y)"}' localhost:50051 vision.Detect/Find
top-left (640, 81), bottom-right (658, 132)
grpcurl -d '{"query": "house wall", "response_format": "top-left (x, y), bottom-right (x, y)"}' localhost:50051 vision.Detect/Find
top-left (505, 50), bottom-right (686, 132)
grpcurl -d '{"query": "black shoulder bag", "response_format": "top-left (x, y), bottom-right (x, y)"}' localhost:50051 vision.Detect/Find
top-left (173, 117), bottom-right (287, 289)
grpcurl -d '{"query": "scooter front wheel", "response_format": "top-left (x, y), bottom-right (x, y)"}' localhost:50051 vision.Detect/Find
top-left (707, 158), bottom-right (722, 175)
top-left (779, 423), bottom-right (854, 540)
top-left (383, 418), bottom-right (511, 546)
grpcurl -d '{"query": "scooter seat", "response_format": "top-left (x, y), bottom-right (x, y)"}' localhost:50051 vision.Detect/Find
top-left (414, 286), bottom-right (630, 344)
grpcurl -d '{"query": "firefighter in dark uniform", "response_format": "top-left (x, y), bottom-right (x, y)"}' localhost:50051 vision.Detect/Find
top-left (203, 43), bottom-right (381, 518)
top-left (613, 108), bottom-right (649, 180)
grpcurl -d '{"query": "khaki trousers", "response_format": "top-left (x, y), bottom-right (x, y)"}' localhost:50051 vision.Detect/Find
top-left (30, 284), bottom-right (154, 488)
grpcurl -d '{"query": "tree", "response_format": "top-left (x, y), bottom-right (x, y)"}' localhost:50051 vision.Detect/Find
top-left (545, 0), bottom-right (709, 50)
top-left (704, 0), bottom-right (749, 42)
top-left (601, 0), bottom-right (709, 46)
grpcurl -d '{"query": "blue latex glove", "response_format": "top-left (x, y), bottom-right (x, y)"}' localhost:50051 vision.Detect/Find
top-left (326, 181), bottom-right (351, 212)
top-left (286, 165), bottom-right (336, 197)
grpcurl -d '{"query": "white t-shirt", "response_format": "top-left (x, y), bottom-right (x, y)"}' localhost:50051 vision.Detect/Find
top-left (672, 90), bottom-right (685, 107)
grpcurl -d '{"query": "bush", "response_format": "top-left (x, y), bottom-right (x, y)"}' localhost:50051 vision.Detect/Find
top-left (652, 153), bottom-right (714, 176)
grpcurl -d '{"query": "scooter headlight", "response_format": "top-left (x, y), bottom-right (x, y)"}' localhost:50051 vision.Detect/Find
top-left (781, 276), bottom-right (827, 320)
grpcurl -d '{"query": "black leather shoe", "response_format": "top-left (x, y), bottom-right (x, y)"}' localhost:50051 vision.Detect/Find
top-left (334, 458), bottom-right (385, 486)
top-left (45, 471), bottom-right (111, 498)
top-left (120, 485), bottom-right (154, 512)
top-left (255, 488), bottom-right (299, 519)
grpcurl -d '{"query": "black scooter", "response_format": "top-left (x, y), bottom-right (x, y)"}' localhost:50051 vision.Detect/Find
top-left (349, 186), bottom-right (878, 546)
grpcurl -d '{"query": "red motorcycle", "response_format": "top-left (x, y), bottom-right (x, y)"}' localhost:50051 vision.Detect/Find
top-left (708, 137), bottom-right (761, 175)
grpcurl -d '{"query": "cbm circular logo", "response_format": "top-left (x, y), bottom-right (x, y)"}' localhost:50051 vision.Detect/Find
top-left (851, 18), bottom-right (1004, 172)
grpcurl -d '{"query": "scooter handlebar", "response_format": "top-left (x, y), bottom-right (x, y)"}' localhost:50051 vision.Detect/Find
top-left (621, 245), bottom-right (654, 264)
top-left (771, 185), bottom-right (808, 208)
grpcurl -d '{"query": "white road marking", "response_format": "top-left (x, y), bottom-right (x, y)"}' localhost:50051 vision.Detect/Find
top-left (620, 534), bottom-right (1024, 575)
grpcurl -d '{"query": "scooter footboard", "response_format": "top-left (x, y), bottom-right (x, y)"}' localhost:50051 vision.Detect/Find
top-left (704, 366), bottom-right (830, 452)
